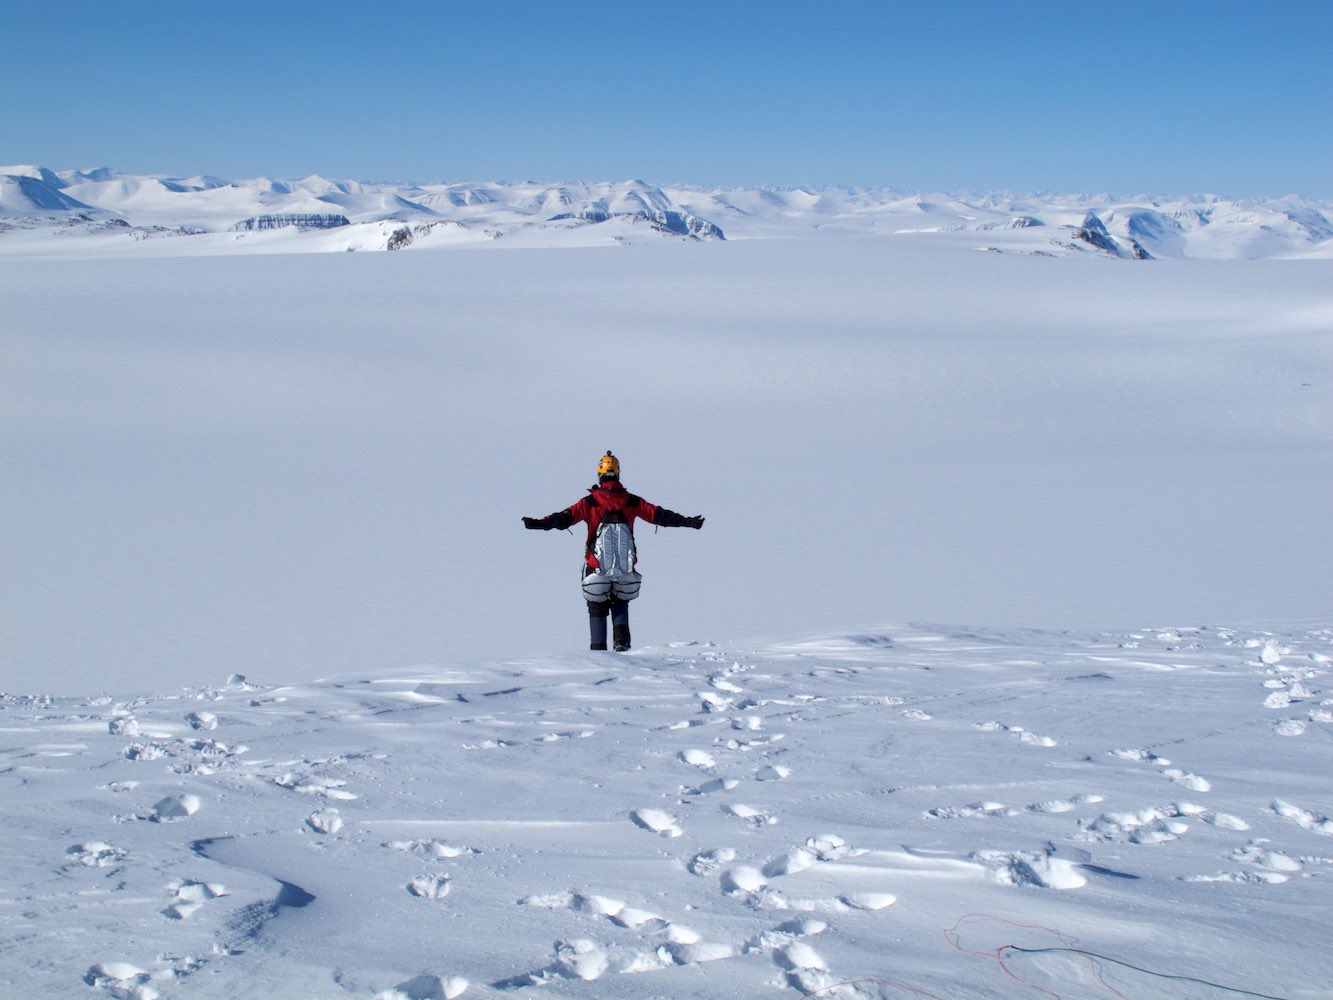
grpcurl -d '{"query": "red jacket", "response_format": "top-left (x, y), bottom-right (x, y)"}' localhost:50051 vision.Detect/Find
top-left (532, 479), bottom-right (691, 568)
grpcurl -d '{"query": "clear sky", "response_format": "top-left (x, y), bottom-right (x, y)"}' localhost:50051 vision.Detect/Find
top-left (4, 0), bottom-right (1330, 197)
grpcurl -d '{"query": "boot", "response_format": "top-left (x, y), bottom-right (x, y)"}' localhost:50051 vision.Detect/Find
top-left (589, 607), bottom-right (609, 651)
top-left (612, 623), bottom-right (631, 652)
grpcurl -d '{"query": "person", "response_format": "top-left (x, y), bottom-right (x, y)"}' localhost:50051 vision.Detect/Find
top-left (523, 451), bottom-right (704, 651)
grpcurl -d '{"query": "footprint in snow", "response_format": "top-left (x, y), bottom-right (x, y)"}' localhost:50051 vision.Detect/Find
top-left (682, 776), bottom-right (740, 797)
top-left (84, 962), bottom-right (159, 1000)
top-left (1017, 730), bottom-right (1058, 747)
top-left (162, 879), bottom-right (227, 919)
top-left (1195, 807), bottom-right (1251, 831)
top-left (185, 711), bottom-right (218, 731)
top-left (1026, 793), bottom-right (1105, 814)
top-left (460, 738), bottom-right (514, 750)
top-left (630, 808), bottom-right (682, 837)
top-left (721, 865), bottom-right (767, 895)
top-left (755, 889), bottom-right (895, 914)
top-left (1257, 640), bottom-right (1287, 665)
top-left (1271, 799), bottom-right (1333, 835)
top-left (108, 714), bottom-right (140, 736)
top-left (709, 675), bottom-right (744, 693)
top-left (407, 874), bottom-right (451, 900)
top-left (1229, 841), bottom-right (1303, 881)
top-left (1079, 806), bottom-right (1191, 844)
top-left (974, 849), bottom-right (1088, 890)
top-left (275, 773), bottom-right (358, 800)
top-left (678, 748), bottom-right (716, 768)
top-left (536, 729), bottom-right (594, 742)
top-left (698, 692), bottom-right (734, 714)
top-left (1187, 869), bottom-right (1290, 885)
top-left (724, 802), bottom-right (777, 827)
top-left (927, 801), bottom-right (1016, 819)
top-left (375, 973), bottom-right (468, 1000)
top-left (976, 721), bottom-right (1057, 746)
top-left (520, 890), bottom-right (669, 932)
top-left (745, 836), bottom-right (890, 912)
top-left (757, 833), bottom-right (860, 881)
top-left (1163, 768), bottom-right (1212, 792)
top-left (763, 848), bottom-right (819, 877)
top-left (386, 838), bottom-right (480, 858)
top-left (150, 793), bottom-right (201, 823)
top-left (660, 718), bottom-right (705, 731)
top-left (775, 939), bottom-right (831, 998)
top-left (67, 842), bottom-right (128, 868)
top-left (743, 918), bottom-right (847, 995)
top-left (502, 894), bottom-right (733, 985)
top-left (306, 808), bottom-right (343, 834)
top-left (507, 938), bottom-right (610, 984)
top-left (687, 847), bottom-right (737, 876)
top-left (721, 733), bottom-right (785, 751)
top-left (1110, 747), bottom-right (1172, 766)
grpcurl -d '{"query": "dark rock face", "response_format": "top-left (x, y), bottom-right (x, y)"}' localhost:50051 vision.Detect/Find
top-left (549, 209), bottom-right (725, 240)
top-left (231, 214), bottom-right (350, 232)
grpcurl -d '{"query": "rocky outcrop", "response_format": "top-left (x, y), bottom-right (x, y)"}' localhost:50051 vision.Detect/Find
top-left (231, 214), bottom-right (350, 232)
top-left (1070, 213), bottom-right (1151, 258)
top-left (549, 209), bottom-right (725, 240)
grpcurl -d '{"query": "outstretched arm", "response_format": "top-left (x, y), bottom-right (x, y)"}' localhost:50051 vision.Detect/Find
top-left (649, 507), bottom-right (704, 529)
top-left (523, 510), bottom-right (575, 530)
top-left (523, 497), bottom-right (592, 530)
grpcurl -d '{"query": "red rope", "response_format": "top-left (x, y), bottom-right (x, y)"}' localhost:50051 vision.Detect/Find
top-left (796, 912), bottom-right (1130, 999)
top-left (944, 913), bottom-right (1130, 999)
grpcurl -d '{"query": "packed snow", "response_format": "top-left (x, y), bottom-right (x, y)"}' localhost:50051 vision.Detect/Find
top-left (4, 626), bottom-right (1332, 998)
top-left (2, 164), bottom-right (1331, 997)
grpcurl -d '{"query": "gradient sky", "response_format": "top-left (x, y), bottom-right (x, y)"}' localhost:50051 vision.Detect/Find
top-left (4, 0), bottom-right (1330, 197)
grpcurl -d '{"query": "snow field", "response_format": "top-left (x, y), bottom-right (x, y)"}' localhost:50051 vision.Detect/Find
top-left (4, 623), bottom-right (1332, 997)
top-left (3, 240), bottom-right (1331, 695)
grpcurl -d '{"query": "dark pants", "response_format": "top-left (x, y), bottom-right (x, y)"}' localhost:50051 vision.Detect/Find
top-left (588, 599), bottom-right (630, 650)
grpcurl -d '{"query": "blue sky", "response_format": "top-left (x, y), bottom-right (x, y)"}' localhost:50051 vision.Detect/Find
top-left (4, 0), bottom-right (1330, 197)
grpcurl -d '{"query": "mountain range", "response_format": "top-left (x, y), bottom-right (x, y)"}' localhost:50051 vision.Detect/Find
top-left (4, 164), bottom-right (1332, 259)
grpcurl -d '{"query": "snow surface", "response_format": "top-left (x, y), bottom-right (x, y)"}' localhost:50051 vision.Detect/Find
top-left (3, 237), bottom-right (1330, 695)
top-left (2, 166), bottom-right (1332, 998)
top-left (4, 626), bottom-right (1332, 998)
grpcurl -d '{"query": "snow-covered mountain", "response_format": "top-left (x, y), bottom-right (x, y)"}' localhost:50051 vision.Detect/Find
top-left (3, 163), bottom-right (1332, 259)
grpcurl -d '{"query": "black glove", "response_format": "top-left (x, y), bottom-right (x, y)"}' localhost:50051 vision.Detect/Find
top-left (684, 515), bottom-right (705, 529)
top-left (522, 516), bottom-right (546, 530)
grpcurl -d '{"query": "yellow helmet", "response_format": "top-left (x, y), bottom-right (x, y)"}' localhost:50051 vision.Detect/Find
top-left (597, 451), bottom-right (620, 479)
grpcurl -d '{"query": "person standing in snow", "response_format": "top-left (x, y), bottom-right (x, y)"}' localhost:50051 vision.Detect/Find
top-left (523, 452), bottom-right (704, 652)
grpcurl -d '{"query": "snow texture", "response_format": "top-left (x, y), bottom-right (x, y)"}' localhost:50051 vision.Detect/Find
top-left (4, 625), bottom-right (1332, 997)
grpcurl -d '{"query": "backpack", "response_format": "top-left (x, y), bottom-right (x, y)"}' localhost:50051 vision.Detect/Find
top-left (581, 519), bottom-right (642, 603)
